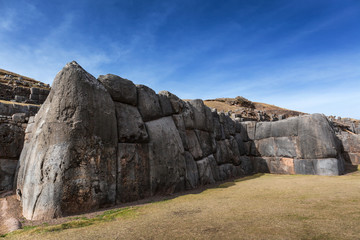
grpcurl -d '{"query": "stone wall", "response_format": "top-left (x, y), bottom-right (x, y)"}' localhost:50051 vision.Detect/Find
top-left (338, 132), bottom-right (360, 165)
top-left (0, 114), bottom-right (28, 191)
top-left (14, 62), bottom-right (349, 220)
top-left (242, 115), bottom-right (345, 175)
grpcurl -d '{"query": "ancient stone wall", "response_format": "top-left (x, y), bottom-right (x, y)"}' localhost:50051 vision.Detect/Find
top-left (241, 115), bottom-right (345, 175)
top-left (14, 62), bottom-right (349, 220)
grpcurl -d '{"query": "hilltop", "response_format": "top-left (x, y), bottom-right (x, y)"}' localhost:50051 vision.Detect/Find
top-left (204, 96), bottom-right (304, 121)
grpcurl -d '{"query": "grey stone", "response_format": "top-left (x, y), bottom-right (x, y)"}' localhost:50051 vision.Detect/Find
top-left (184, 151), bottom-right (199, 190)
top-left (182, 102), bottom-right (195, 129)
top-left (158, 91), bottom-right (185, 114)
top-left (215, 140), bottom-right (230, 165)
top-left (145, 117), bottom-right (186, 194)
top-left (117, 143), bottom-right (151, 203)
top-left (244, 121), bottom-right (256, 140)
top-left (274, 137), bottom-right (297, 158)
top-left (158, 91), bottom-right (174, 116)
top-left (208, 154), bottom-right (221, 181)
top-left (0, 159), bottom-right (18, 191)
top-left (271, 117), bottom-right (298, 137)
top-left (172, 114), bottom-right (189, 150)
top-left (189, 99), bottom-right (207, 131)
top-left (0, 123), bottom-right (24, 158)
top-left (297, 114), bottom-right (339, 159)
top-left (252, 157), bottom-right (270, 173)
top-left (12, 113), bottom-right (26, 123)
top-left (195, 130), bottom-right (216, 157)
top-left (219, 164), bottom-right (242, 180)
top-left (136, 85), bottom-right (163, 122)
top-left (186, 130), bottom-right (203, 160)
top-left (98, 74), bottom-right (137, 105)
top-left (212, 111), bottom-right (224, 140)
top-left (115, 102), bottom-right (148, 143)
top-left (196, 157), bottom-right (215, 185)
top-left (30, 87), bottom-right (40, 95)
top-left (294, 158), bottom-right (343, 176)
top-left (239, 156), bottom-right (253, 174)
top-left (16, 61), bottom-right (118, 220)
top-left (294, 159), bottom-right (316, 175)
top-left (256, 138), bottom-right (276, 157)
top-left (204, 106), bottom-right (214, 132)
top-left (255, 122), bottom-right (272, 140)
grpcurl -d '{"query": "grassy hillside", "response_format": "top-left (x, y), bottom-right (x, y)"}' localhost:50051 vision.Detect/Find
top-left (4, 169), bottom-right (360, 239)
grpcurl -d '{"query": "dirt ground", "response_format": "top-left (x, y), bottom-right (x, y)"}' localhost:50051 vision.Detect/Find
top-left (3, 170), bottom-right (360, 240)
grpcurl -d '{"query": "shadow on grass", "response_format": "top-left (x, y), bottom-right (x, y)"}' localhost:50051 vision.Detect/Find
top-left (1, 173), bottom-right (265, 238)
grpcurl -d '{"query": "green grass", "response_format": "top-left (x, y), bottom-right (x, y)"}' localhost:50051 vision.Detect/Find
top-left (2, 207), bottom-right (138, 238)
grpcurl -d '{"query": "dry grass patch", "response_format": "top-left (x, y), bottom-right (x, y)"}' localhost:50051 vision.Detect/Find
top-left (3, 172), bottom-right (360, 239)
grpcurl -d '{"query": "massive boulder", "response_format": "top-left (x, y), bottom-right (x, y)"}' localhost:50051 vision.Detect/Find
top-left (16, 62), bottom-right (118, 220)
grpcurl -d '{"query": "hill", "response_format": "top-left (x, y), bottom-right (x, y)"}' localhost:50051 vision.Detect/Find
top-left (204, 96), bottom-right (304, 121)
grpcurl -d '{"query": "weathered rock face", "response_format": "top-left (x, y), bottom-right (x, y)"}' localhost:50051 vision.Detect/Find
top-left (14, 62), bottom-right (354, 221)
top-left (338, 132), bottom-right (360, 165)
top-left (16, 62), bottom-right (118, 220)
top-left (248, 114), bottom-right (344, 176)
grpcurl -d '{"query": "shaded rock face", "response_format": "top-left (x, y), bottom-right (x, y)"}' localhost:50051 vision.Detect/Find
top-left (14, 62), bottom-right (351, 221)
top-left (16, 62), bottom-right (117, 220)
top-left (338, 132), bottom-right (360, 165)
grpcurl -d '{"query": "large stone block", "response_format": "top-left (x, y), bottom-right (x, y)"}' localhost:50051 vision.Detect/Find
top-left (172, 114), bottom-right (188, 150)
top-left (255, 122), bottom-right (272, 140)
top-left (98, 74), bottom-right (137, 105)
top-left (270, 117), bottom-right (298, 137)
top-left (186, 130), bottom-right (203, 160)
top-left (195, 130), bottom-right (216, 157)
top-left (184, 151), bottom-right (199, 190)
top-left (268, 157), bottom-right (295, 174)
top-left (219, 164), bottom-right (242, 180)
top-left (294, 158), bottom-right (343, 176)
top-left (158, 91), bottom-right (174, 116)
top-left (182, 102), bottom-right (195, 129)
top-left (158, 91), bottom-right (185, 114)
top-left (115, 102), bottom-right (148, 143)
top-left (239, 156), bottom-right (253, 175)
top-left (297, 114), bottom-right (339, 159)
top-left (274, 137), bottom-right (297, 158)
top-left (0, 123), bottom-right (24, 158)
top-left (196, 157), bottom-right (215, 185)
top-left (0, 159), bottom-right (18, 191)
top-left (252, 157), bottom-right (270, 173)
top-left (145, 117), bottom-right (186, 194)
top-left (256, 138), bottom-right (276, 157)
top-left (136, 85), bottom-right (163, 122)
top-left (16, 62), bottom-right (118, 220)
top-left (189, 99), bottom-right (207, 131)
top-left (117, 143), bottom-right (151, 203)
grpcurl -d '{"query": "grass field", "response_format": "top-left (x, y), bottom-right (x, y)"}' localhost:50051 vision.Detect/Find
top-left (3, 170), bottom-right (360, 240)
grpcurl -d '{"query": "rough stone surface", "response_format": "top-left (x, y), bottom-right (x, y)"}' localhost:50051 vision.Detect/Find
top-left (145, 117), bottom-right (186, 194)
top-left (297, 114), bottom-right (339, 159)
top-left (196, 157), bottom-right (215, 185)
top-left (0, 124), bottom-right (24, 158)
top-left (294, 158), bottom-right (342, 176)
top-left (0, 159), bottom-right (18, 191)
top-left (158, 91), bottom-right (185, 114)
top-left (98, 74), bottom-right (137, 105)
top-left (117, 143), bottom-right (151, 203)
top-left (158, 91), bottom-right (174, 116)
top-left (137, 85), bottom-right (163, 122)
top-left (184, 151), bottom-right (199, 190)
top-left (115, 102), bottom-right (148, 143)
top-left (186, 130), bottom-right (203, 160)
top-left (16, 61), bottom-right (118, 220)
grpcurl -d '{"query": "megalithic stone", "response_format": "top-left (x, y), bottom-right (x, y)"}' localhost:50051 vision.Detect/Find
top-left (15, 61), bottom-right (118, 220)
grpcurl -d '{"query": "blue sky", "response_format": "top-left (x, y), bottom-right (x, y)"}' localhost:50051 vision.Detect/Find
top-left (1, 0), bottom-right (359, 118)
